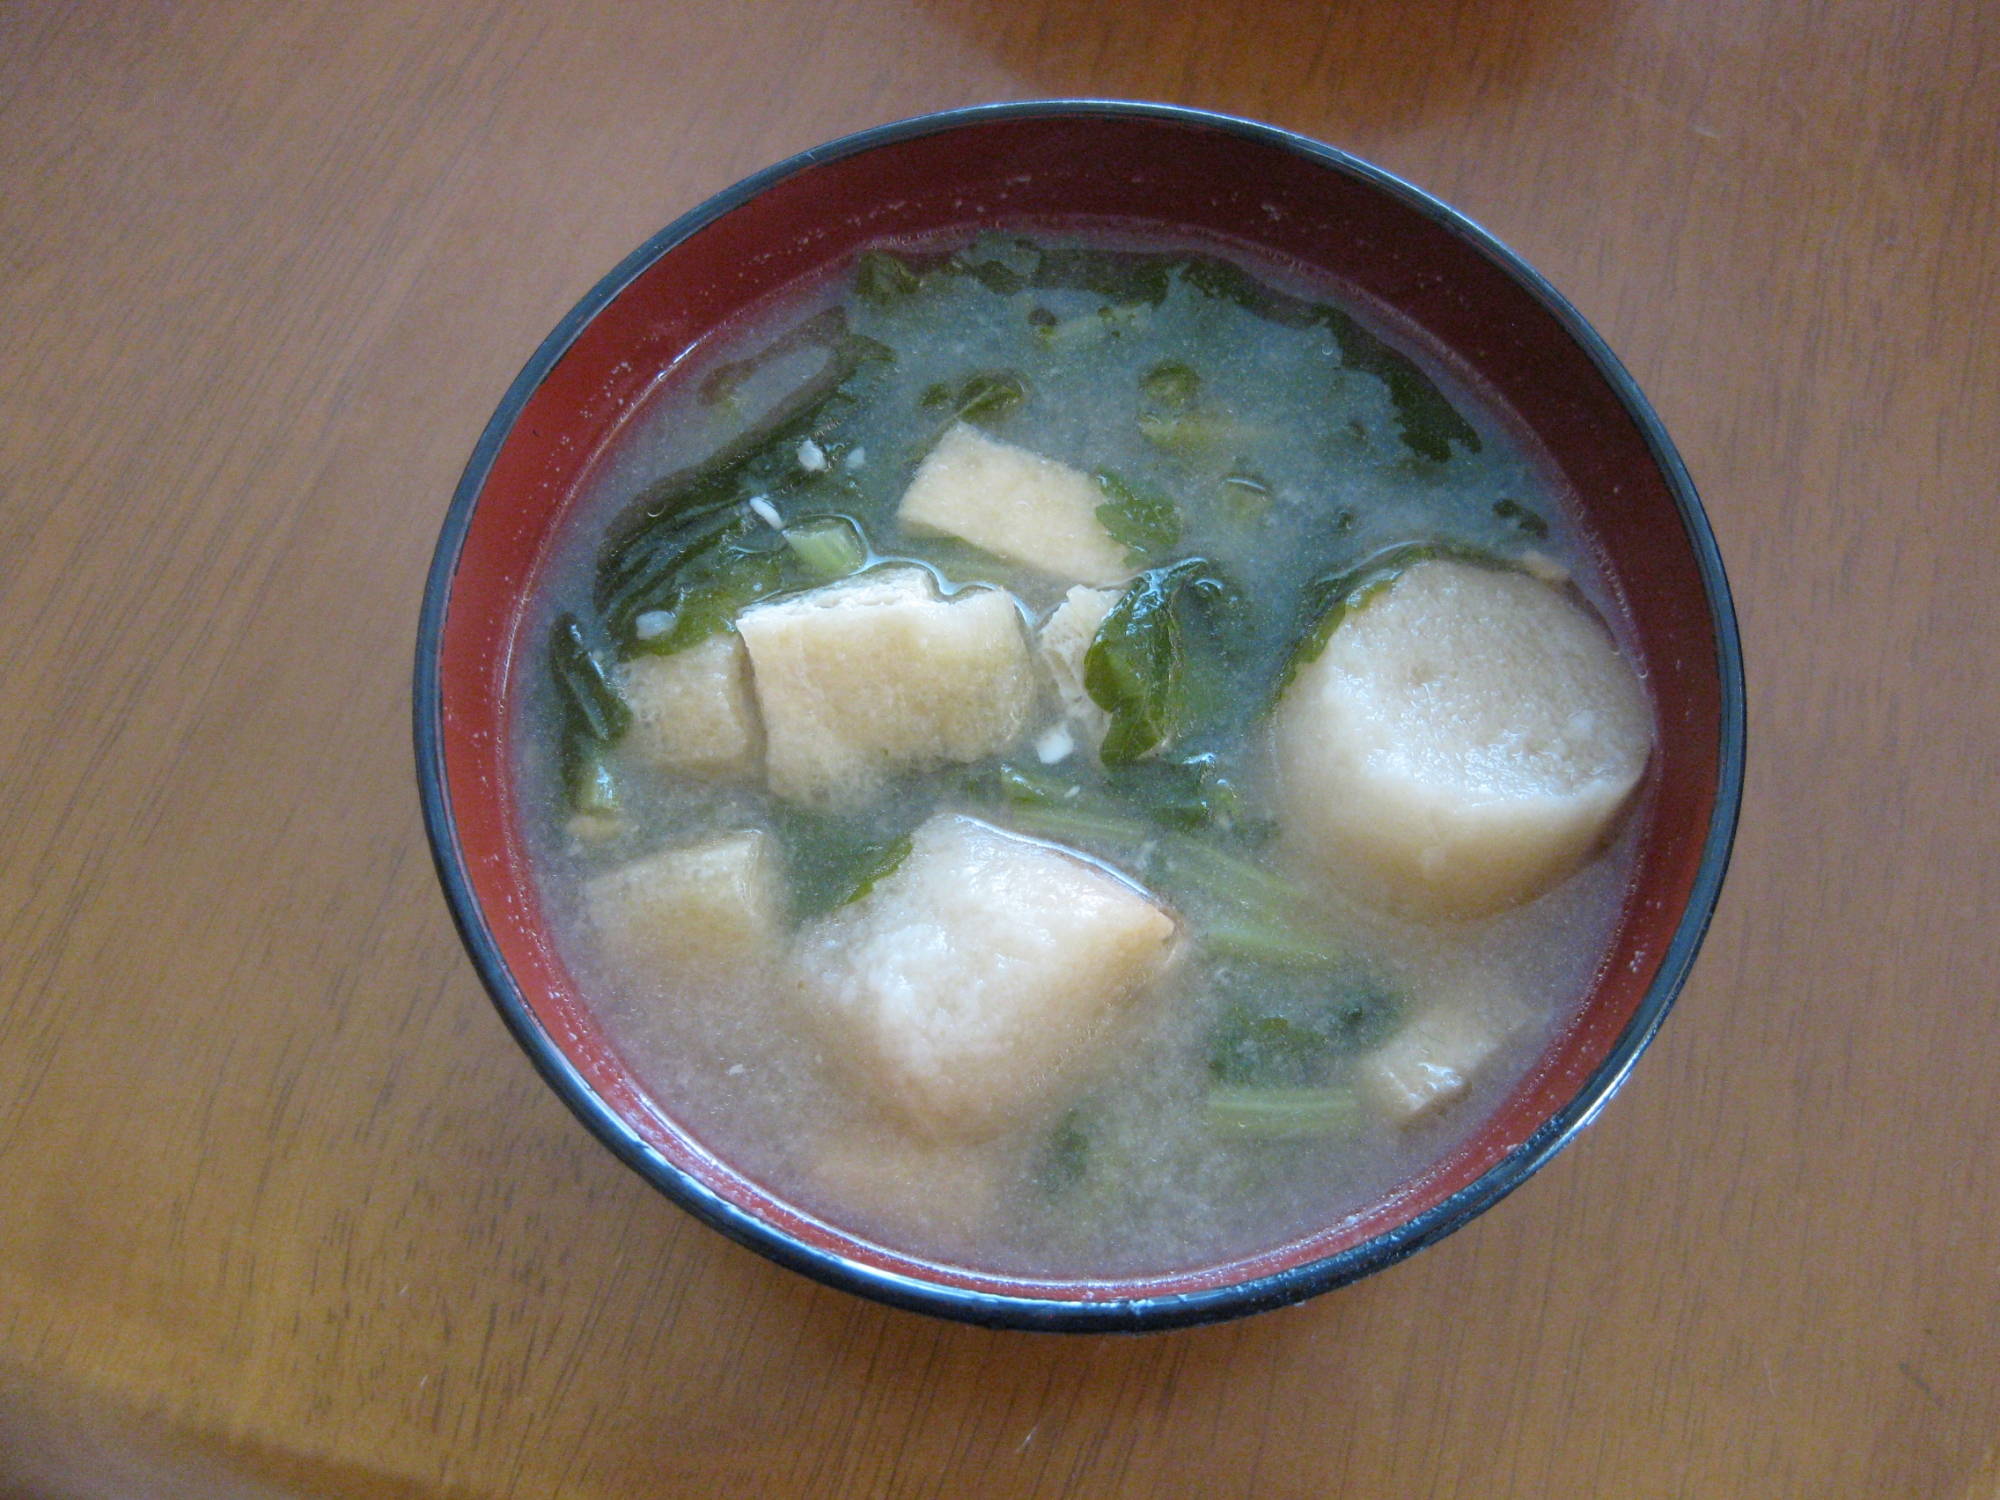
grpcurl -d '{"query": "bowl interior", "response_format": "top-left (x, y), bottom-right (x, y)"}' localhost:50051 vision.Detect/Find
top-left (423, 105), bottom-right (1733, 1327)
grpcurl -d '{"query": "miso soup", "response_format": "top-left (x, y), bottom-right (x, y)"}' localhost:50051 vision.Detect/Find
top-left (513, 232), bottom-right (1653, 1276)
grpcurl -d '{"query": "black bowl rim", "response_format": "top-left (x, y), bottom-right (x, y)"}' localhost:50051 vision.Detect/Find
top-left (414, 98), bottom-right (1746, 1334)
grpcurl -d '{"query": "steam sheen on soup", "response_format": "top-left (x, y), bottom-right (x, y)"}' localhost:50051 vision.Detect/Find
top-left (516, 233), bottom-right (1653, 1276)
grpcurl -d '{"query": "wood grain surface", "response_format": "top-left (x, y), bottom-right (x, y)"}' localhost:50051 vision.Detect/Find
top-left (2, 0), bottom-right (1996, 1494)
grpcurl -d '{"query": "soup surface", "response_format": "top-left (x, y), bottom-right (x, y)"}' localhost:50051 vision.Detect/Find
top-left (514, 232), bottom-right (1653, 1277)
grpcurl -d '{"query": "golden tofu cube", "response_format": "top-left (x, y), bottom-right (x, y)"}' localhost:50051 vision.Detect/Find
top-left (736, 567), bottom-right (1037, 809)
top-left (584, 830), bottom-right (783, 990)
top-left (898, 423), bottom-right (1130, 586)
top-left (619, 632), bottom-right (760, 777)
top-left (1358, 972), bottom-right (1531, 1125)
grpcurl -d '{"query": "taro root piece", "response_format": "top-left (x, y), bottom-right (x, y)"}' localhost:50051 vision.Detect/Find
top-left (1276, 558), bottom-right (1651, 916)
top-left (791, 814), bottom-right (1178, 1141)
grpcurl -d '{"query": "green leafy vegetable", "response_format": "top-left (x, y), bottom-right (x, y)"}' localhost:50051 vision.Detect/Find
top-left (1139, 359), bottom-right (1201, 409)
top-left (961, 761), bottom-right (1075, 807)
top-left (918, 371), bottom-right (1026, 425)
top-left (611, 514), bottom-right (788, 657)
top-left (590, 314), bottom-right (898, 655)
top-left (646, 552), bottom-right (784, 657)
top-left (854, 249), bottom-right (921, 303)
top-left (1136, 412), bottom-right (1272, 457)
top-left (1036, 1110), bottom-right (1092, 1195)
top-left (1103, 755), bottom-right (1238, 831)
top-left (1085, 567), bottom-right (1187, 765)
top-left (1145, 833), bottom-right (1320, 921)
top-left (600, 506), bottom-right (749, 635)
top-left (1206, 970), bottom-right (1400, 1087)
top-left (1092, 470), bottom-right (1183, 565)
top-left (1144, 828), bottom-right (1312, 912)
top-left (1168, 255), bottom-right (1480, 463)
top-left (1001, 801), bottom-right (1154, 850)
top-left (774, 809), bottom-right (921, 921)
top-left (550, 613), bottom-right (629, 743)
top-left (956, 260), bottom-right (1027, 296)
top-left (595, 310), bottom-right (892, 596)
top-left (947, 238), bottom-right (1175, 307)
top-left (1203, 969), bottom-right (1397, 1139)
top-left (549, 612), bottom-right (630, 810)
top-left (841, 834), bottom-right (913, 907)
top-left (1492, 497), bottom-right (1550, 539)
top-left (856, 238), bottom-right (1476, 461)
top-left (894, 238), bottom-right (1476, 459)
top-left (1085, 559), bottom-right (1252, 763)
top-left (1142, 833), bottom-right (1349, 969)
top-left (946, 232), bottom-right (1041, 294)
top-left (1209, 1014), bottom-right (1330, 1087)
top-left (1032, 1106), bottom-right (1154, 1213)
top-left (1028, 246), bottom-right (1173, 306)
top-left (1196, 920), bottom-right (1345, 970)
top-left (1315, 304), bottom-right (1480, 464)
top-left (959, 755), bottom-right (1237, 842)
top-left (1176, 256), bottom-right (1323, 329)
top-left (1205, 1087), bottom-right (1363, 1138)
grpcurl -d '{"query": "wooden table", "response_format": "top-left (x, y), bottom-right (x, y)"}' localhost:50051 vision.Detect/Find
top-left (3, 1), bottom-right (1995, 1493)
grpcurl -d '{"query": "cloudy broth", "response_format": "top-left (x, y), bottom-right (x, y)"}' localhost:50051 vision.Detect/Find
top-left (512, 231), bottom-right (1648, 1276)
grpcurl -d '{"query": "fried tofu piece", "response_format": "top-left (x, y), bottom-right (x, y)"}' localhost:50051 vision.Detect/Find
top-left (1276, 559), bottom-right (1652, 916)
top-left (584, 830), bottom-right (783, 989)
top-left (791, 814), bottom-right (1179, 1141)
top-left (897, 423), bottom-right (1130, 586)
top-left (1357, 971), bottom-right (1532, 1125)
top-left (619, 632), bottom-right (760, 777)
top-left (1036, 584), bottom-right (1119, 754)
top-left (736, 567), bottom-right (1037, 809)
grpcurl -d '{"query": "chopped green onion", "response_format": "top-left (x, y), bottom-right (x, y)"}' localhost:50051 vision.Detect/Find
top-left (1137, 413), bottom-right (1270, 456)
top-left (571, 754), bottom-right (620, 816)
top-left (783, 517), bottom-right (868, 580)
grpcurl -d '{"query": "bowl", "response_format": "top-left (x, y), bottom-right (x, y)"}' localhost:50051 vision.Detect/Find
top-left (415, 100), bottom-right (1744, 1331)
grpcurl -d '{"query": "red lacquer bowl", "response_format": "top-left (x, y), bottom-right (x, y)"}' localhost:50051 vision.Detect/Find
top-left (415, 101), bottom-right (1743, 1331)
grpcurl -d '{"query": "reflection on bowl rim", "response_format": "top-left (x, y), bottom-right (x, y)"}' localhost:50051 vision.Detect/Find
top-left (414, 99), bottom-right (1745, 1332)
